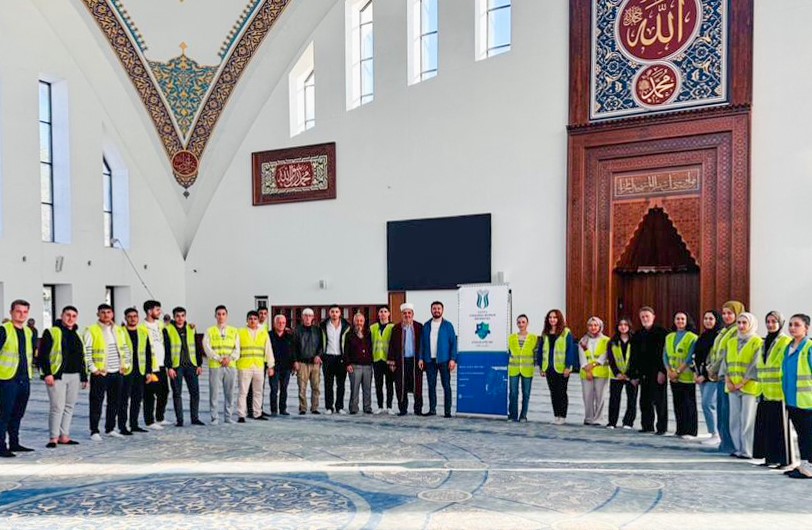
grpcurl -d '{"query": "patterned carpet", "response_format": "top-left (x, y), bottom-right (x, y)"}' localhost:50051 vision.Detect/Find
top-left (0, 374), bottom-right (809, 528)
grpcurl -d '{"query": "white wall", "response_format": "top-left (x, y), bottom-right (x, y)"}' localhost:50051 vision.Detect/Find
top-left (185, 0), bottom-right (570, 327)
top-left (0, 2), bottom-right (186, 325)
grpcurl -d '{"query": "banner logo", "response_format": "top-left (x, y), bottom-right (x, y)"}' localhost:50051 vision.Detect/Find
top-left (476, 290), bottom-right (490, 309)
top-left (475, 322), bottom-right (491, 340)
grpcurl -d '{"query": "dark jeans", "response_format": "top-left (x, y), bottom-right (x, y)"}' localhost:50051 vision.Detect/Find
top-left (89, 372), bottom-right (122, 434)
top-left (0, 378), bottom-right (30, 449)
top-left (119, 372), bottom-right (144, 431)
top-left (545, 368), bottom-right (570, 418)
top-left (269, 369), bottom-right (291, 414)
top-left (425, 360), bottom-right (452, 415)
top-left (394, 356), bottom-right (423, 414)
top-left (373, 360), bottom-right (394, 409)
top-left (323, 355), bottom-right (347, 412)
top-left (639, 374), bottom-right (668, 433)
top-left (608, 379), bottom-right (638, 427)
top-left (143, 367), bottom-right (169, 425)
top-left (789, 406), bottom-right (812, 463)
top-left (671, 381), bottom-right (698, 436)
top-left (170, 367), bottom-right (200, 424)
top-left (508, 375), bottom-right (532, 420)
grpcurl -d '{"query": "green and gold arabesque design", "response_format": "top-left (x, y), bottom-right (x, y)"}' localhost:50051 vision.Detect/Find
top-left (83, 0), bottom-right (291, 191)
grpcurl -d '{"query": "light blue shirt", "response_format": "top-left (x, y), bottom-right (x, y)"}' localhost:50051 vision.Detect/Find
top-left (404, 325), bottom-right (415, 358)
top-left (782, 338), bottom-right (812, 408)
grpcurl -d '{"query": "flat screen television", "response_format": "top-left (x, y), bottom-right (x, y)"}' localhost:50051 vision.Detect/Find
top-left (387, 214), bottom-right (491, 290)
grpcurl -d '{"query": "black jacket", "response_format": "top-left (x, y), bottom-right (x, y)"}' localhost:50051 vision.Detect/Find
top-left (270, 329), bottom-right (295, 371)
top-left (38, 320), bottom-right (87, 382)
top-left (628, 325), bottom-right (668, 380)
top-left (293, 324), bottom-right (323, 362)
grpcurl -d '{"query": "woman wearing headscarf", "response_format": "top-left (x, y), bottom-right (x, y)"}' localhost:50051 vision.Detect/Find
top-left (753, 311), bottom-right (793, 468)
top-left (782, 314), bottom-right (812, 479)
top-left (693, 310), bottom-right (723, 445)
top-left (664, 311), bottom-right (698, 438)
top-left (707, 300), bottom-right (745, 454)
top-left (579, 317), bottom-right (610, 426)
top-left (719, 312), bottom-right (762, 459)
top-left (537, 310), bottom-right (579, 425)
top-left (607, 317), bottom-right (636, 429)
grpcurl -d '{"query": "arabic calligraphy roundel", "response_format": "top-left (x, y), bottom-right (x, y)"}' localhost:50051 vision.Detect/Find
top-left (633, 62), bottom-right (680, 107)
top-left (616, 0), bottom-right (702, 62)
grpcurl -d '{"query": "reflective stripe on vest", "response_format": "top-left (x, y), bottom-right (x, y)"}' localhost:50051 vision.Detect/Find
top-left (758, 335), bottom-right (792, 401)
top-left (666, 331), bottom-right (698, 384)
top-left (581, 337), bottom-right (610, 380)
top-left (206, 326), bottom-right (239, 369)
top-left (542, 328), bottom-right (570, 374)
top-left (610, 342), bottom-right (630, 379)
top-left (797, 342), bottom-right (812, 409)
top-left (237, 328), bottom-right (267, 370)
top-left (123, 326), bottom-right (150, 376)
top-left (0, 322), bottom-right (33, 380)
top-left (508, 333), bottom-right (538, 378)
top-left (165, 325), bottom-right (197, 368)
top-left (370, 323), bottom-right (394, 363)
top-left (725, 335), bottom-right (763, 395)
top-left (710, 326), bottom-right (737, 370)
top-left (86, 324), bottom-right (128, 373)
top-left (49, 326), bottom-right (64, 375)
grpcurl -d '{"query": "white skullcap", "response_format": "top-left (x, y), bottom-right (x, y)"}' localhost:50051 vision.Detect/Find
top-left (302, 308), bottom-right (315, 316)
top-left (400, 303), bottom-right (414, 312)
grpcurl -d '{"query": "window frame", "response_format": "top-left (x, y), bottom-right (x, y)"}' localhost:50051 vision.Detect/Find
top-left (485, 0), bottom-right (512, 58)
top-left (43, 284), bottom-right (56, 329)
top-left (418, 0), bottom-right (438, 81)
top-left (103, 157), bottom-right (114, 247)
top-left (358, 0), bottom-right (374, 105)
top-left (39, 81), bottom-right (55, 243)
top-left (303, 70), bottom-right (316, 131)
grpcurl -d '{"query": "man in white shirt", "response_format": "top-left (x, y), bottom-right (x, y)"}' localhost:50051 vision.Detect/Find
top-left (419, 301), bottom-right (458, 418)
top-left (319, 305), bottom-right (350, 414)
top-left (203, 305), bottom-right (240, 424)
top-left (142, 300), bottom-right (170, 430)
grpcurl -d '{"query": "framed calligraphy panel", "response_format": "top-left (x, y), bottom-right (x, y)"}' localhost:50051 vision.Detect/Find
top-left (590, 0), bottom-right (728, 120)
top-left (252, 142), bottom-right (337, 206)
top-left (613, 167), bottom-right (701, 199)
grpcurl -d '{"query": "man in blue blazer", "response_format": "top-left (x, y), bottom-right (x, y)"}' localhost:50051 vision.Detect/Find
top-left (419, 301), bottom-right (457, 417)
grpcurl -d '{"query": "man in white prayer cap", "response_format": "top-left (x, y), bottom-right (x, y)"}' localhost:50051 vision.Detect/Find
top-left (387, 303), bottom-right (424, 416)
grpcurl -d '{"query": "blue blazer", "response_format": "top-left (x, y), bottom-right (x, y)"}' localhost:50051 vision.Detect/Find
top-left (421, 319), bottom-right (457, 364)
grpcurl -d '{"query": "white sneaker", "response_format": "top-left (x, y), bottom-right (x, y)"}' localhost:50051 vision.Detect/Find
top-left (554, 417), bottom-right (566, 425)
top-left (106, 430), bottom-right (124, 438)
top-left (387, 408), bottom-right (397, 416)
top-left (326, 409), bottom-right (334, 415)
top-left (680, 434), bottom-right (696, 441)
top-left (702, 434), bottom-right (721, 446)
top-left (622, 425), bottom-right (633, 430)
top-left (147, 423), bottom-right (164, 430)
top-left (338, 409), bottom-right (347, 415)
top-left (376, 408), bottom-right (385, 415)
top-left (159, 419), bottom-right (173, 426)
top-left (90, 433), bottom-right (102, 442)
top-left (606, 425), bottom-right (615, 430)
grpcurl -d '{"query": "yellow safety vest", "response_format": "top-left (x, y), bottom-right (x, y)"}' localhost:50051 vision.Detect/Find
top-left (609, 341), bottom-right (631, 380)
top-left (508, 333), bottom-right (538, 378)
top-left (791, 341), bottom-right (812, 409)
top-left (0, 322), bottom-right (33, 380)
top-left (237, 328), bottom-right (268, 370)
top-left (370, 322), bottom-right (394, 363)
top-left (541, 328), bottom-right (571, 374)
top-left (47, 326), bottom-right (64, 375)
top-left (758, 335), bottom-right (792, 401)
top-left (165, 324), bottom-right (197, 368)
top-left (85, 323), bottom-right (130, 374)
top-left (725, 335), bottom-right (763, 395)
top-left (709, 325), bottom-right (737, 372)
top-left (123, 326), bottom-right (150, 376)
top-left (665, 331), bottom-right (698, 384)
top-left (206, 326), bottom-right (239, 369)
top-left (581, 337), bottom-right (611, 380)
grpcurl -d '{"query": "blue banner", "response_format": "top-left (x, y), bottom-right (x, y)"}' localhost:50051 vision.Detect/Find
top-left (456, 351), bottom-right (508, 416)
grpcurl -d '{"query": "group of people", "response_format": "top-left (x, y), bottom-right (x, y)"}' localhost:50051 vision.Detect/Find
top-left (507, 301), bottom-right (812, 479)
top-left (0, 298), bottom-right (459, 458)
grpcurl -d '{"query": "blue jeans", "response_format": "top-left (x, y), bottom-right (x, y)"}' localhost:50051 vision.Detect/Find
top-left (716, 379), bottom-right (734, 452)
top-left (0, 378), bottom-right (30, 449)
top-left (508, 375), bottom-right (532, 420)
top-left (425, 361), bottom-right (452, 415)
top-left (700, 381), bottom-right (717, 435)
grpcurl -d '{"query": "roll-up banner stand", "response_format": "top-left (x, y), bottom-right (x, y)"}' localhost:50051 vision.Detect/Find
top-left (456, 283), bottom-right (511, 416)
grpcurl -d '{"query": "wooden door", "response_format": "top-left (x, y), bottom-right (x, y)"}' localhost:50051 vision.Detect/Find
top-left (614, 271), bottom-right (700, 330)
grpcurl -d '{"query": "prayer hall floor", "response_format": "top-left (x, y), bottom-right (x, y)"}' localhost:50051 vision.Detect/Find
top-left (0, 377), bottom-right (809, 529)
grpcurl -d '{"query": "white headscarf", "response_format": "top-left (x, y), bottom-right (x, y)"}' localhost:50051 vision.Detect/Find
top-left (580, 316), bottom-right (607, 350)
top-left (737, 312), bottom-right (758, 340)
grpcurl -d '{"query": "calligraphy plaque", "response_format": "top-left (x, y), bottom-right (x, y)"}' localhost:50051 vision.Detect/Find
top-left (252, 142), bottom-right (336, 205)
top-left (613, 167), bottom-right (701, 199)
top-left (591, 0), bottom-right (728, 120)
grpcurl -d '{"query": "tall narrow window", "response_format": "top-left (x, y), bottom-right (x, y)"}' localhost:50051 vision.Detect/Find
top-left (105, 286), bottom-right (115, 313)
top-left (419, 0), bottom-right (438, 81)
top-left (289, 42), bottom-right (315, 137)
top-left (43, 285), bottom-right (55, 329)
top-left (103, 158), bottom-right (113, 247)
top-left (303, 71), bottom-right (316, 130)
top-left (359, 0), bottom-right (374, 105)
top-left (39, 81), bottom-right (54, 242)
top-left (486, 0), bottom-right (511, 57)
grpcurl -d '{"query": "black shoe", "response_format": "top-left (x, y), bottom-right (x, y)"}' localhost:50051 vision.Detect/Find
top-left (261, 412), bottom-right (271, 418)
top-left (191, 420), bottom-right (206, 426)
top-left (58, 440), bottom-right (79, 445)
top-left (784, 467), bottom-right (799, 475)
top-left (0, 450), bottom-right (15, 458)
top-left (254, 416), bottom-right (268, 421)
top-left (237, 417), bottom-right (246, 423)
top-left (120, 429), bottom-right (133, 436)
top-left (9, 445), bottom-right (34, 452)
top-left (788, 470), bottom-right (812, 479)
top-left (398, 411), bottom-right (408, 416)
top-left (299, 411), bottom-right (306, 415)
top-left (349, 411), bottom-right (358, 415)
top-left (280, 411), bottom-right (290, 416)
top-left (423, 411), bottom-right (436, 417)
top-left (363, 410), bottom-right (373, 414)
top-left (639, 428), bottom-right (654, 433)
top-left (444, 413), bottom-right (452, 418)
top-left (270, 412), bottom-right (278, 417)
top-left (131, 427), bottom-right (148, 433)
top-left (46, 442), bottom-right (57, 449)
top-left (311, 410), bottom-right (321, 415)
top-left (654, 431), bottom-right (666, 436)
top-left (175, 422), bottom-right (184, 427)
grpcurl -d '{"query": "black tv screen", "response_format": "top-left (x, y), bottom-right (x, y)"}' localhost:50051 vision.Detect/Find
top-left (387, 214), bottom-right (491, 290)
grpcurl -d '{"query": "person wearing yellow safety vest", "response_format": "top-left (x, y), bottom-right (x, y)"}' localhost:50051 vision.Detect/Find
top-left (578, 317), bottom-right (610, 426)
top-left (719, 312), bottom-right (762, 459)
top-left (39, 305), bottom-right (87, 448)
top-left (782, 314), bottom-right (812, 479)
top-left (164, 307), bottom-right (204, 427)
top-left (142, 300), bottom-right (170, 430)
top-left (248, 306), bottom-right (271, 419)
top-left (507, 314), bottom-right (537, 422)
top-left (607, 318), bottom-right (636, 429)
top-left (664, 312), bottom-right (699, 438)
top-left (371, 306), bottom-right (395, 415)
top-left (237, 310), bottom-right (275, 423)
top-left (203, 305), bottom-right (240, 425)
top-left (692, 310), bottom-right (723, 444)
top-left (83, 303), bottom-right (131, 442)
top-left (753, 311), bottom-right (794, 469)
top-left (120, 308), bottom-right (152, 436)
top-left (0, 299), bottom-right (36, 457)
top-left (706, 300), bottom-right (745, 453)
top-left (538, 309), bottom-right (579, 425)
